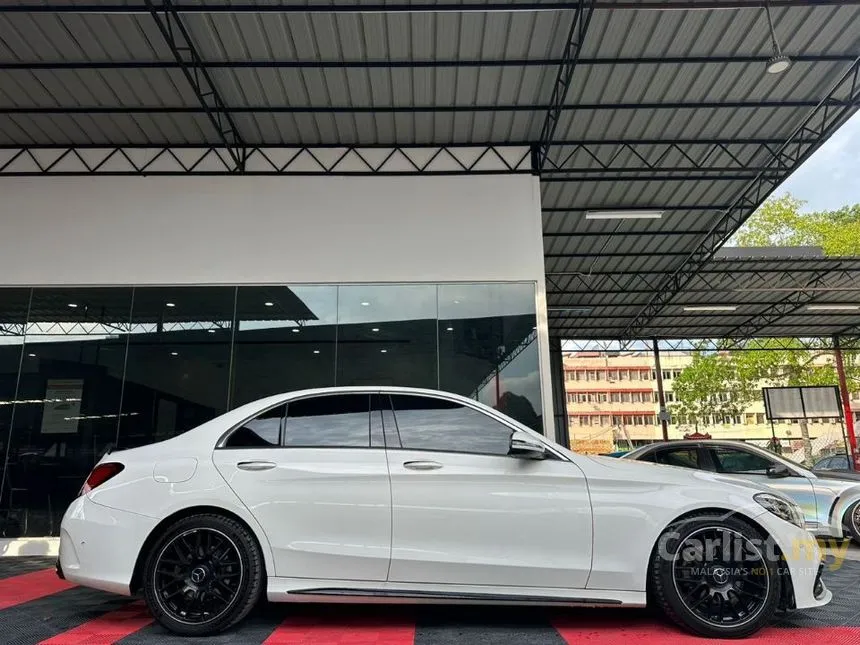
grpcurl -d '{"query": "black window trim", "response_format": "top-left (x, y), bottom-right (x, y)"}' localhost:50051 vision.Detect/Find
top-left (214, 389), bottom-right (564, 459)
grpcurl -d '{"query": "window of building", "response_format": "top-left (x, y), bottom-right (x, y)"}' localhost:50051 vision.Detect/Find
top-left (662, 370), bottom-right (672, 380)
top-left (611, 392), bottom-right (621, 403)
top-left (757, 413), bottom-right (766, 424)
top-left (567, 393), bottom-right (576, 404)
top-left (641, 370), bottom-right (651, 381)
top-left (284, 394), bottom-right (371, 448)
top-left (619, 370), bottom-right (629, 381)
top-left (390, 394), bottom-right (512, 456)
top-left (224, 404), bottom-right (286, 448)
top-left (621, 392), bottom-right (631, 403)
top-left (673, 370), bottom-right (683, 379)
top-left (629, 370), bottom-right (639, 381)
top-left (580, 416), bottom-right (590, 426)
top-left (612, 415), bottom-right (622, 425)
top-left (608, 370), bottom-right (618, 381)
top-left (623, 415), bottom-right (633, 425)
top-left (601, 415), bottom-right (611, 426)
top-left (599, 392), bottom-right (608, 403)
top-left (596, 370), bottom-right (605, 380)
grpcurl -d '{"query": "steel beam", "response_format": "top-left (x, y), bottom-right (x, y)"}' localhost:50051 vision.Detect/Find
top-left (144, 0), bottom-right (245, 171)
top-left (1, 100), bottom-right (845, 116)
top-left (534, 0), bottom-right (594, 172)
top-left (1, 55), bottom-right (853, 71)
top-left (620, 55), bottom-right (860, 340)
top-left (3, 1), bottom-right (857, 14)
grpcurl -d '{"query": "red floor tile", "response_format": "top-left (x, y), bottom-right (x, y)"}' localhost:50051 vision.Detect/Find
top-left (38, 600), bottom-right (153, 644)
top-left (0, 568), bottom-right (76, 610)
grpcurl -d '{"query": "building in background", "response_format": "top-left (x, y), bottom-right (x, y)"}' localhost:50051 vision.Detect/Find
top-left (564, 352), bottom-right (855, 459)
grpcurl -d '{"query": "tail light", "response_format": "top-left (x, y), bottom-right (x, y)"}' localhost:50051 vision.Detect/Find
top-left (81, 462), bottom-right (124, 495)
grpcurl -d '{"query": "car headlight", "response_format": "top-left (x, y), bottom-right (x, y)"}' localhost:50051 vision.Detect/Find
top-left (754, 492), bottom-right (805, 529)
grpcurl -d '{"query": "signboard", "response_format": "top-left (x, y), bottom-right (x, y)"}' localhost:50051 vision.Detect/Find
top-left (763, 385), bottom-right (842, 421)
top-left (40, 378), bottom-right (84, 434)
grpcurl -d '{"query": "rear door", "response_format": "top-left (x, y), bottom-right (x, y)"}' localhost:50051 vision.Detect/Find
top-left (212, 393), bottom-right (391, 581)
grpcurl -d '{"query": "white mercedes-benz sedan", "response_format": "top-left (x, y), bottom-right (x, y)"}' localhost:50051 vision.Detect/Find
top-left (57, 387), bottom-right (830, 638)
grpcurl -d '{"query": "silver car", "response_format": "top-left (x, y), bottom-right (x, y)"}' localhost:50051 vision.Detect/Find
top-left (623, 439), bottom-right (860, 543)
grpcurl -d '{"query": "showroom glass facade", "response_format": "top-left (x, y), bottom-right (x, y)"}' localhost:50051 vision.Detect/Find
top-left (0, 282), bottom-right (540, 536)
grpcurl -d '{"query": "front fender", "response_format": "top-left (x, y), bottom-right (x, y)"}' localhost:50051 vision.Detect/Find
top-left (828, 489), bottom-right (860, 538)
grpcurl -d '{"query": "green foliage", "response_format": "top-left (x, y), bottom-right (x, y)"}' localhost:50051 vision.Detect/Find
top-left (734, 194), bottom-right (860, 255)
top-left (670, 352), bottom-right (757, 429)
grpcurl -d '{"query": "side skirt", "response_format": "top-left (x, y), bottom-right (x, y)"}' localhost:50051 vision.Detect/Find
top-left (267, 578), bottom-right (646, 607)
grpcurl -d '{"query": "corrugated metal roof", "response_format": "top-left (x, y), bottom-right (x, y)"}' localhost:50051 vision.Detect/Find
top-left (0, 1), bottom-right (859, 340)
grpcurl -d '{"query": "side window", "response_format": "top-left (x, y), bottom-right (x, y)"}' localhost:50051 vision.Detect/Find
top-left (637, 451), bottom-right (657, 463)
top-left (390, 394), bottom-right (513, 456)
top-left (654, 448), bottom-right (700, 469)
top-left (284, 394), bottom-right (370, 448)
top-left (711, 447), bottom-right (773, 475)
top-left (224, 404), bottom-right (285, 448)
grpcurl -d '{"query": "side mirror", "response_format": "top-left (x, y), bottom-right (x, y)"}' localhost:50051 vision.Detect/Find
top-left (767, 465), bottom-right (791, 479)
top-left (509, 431), bottom-right (547, 460)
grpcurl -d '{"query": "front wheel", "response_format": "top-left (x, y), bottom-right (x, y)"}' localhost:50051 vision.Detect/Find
top-left (842, 500), bottom-right (860, 544)
top-left (650, 513), bottom-right (781, 638)
top-left (142, 513), bottom-right (264, 636)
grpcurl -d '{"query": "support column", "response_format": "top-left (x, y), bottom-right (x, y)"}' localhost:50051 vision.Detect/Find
top-left (549, 337), bottom-right (570, 448)
top-left (834, 336), bottom-right (858, 470)
top-left (653, 339), bottom-right (669, 441)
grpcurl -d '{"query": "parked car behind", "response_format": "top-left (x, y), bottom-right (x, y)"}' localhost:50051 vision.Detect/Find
top-left (624, 439), bottom-right (860, 543)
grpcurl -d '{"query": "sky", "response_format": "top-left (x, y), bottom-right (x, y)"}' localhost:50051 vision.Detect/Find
top-left (771, 111), bottom-right (860, 212)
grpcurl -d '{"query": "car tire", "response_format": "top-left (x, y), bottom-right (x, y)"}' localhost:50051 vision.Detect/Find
top-left (842, 500), bottom-right (860, 544)
top-left (142, 513), bottom-right (264, 636)
top-left (650, 512), bottom-right (781, 639)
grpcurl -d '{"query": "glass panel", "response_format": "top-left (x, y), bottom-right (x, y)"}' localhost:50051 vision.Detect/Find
top-left (7, 287), bottom-right (132, 536)
top-left (284, 394), bottom-right (370, 448)
top-left (0, 289), bottom-right (29, 536)
top-left (336, 285), bottom-right (437, 388)
top-left (120, 287), bottom-right (235, 449)
top-left (437, 283), bottom-right (539, 431)
top-left (655, 448), bottom-right (700, 469)
top-left (390, 394), bottom-right (513, 456)
top-left (232, 286), bottom-right (336, 407)
top-left (224, 404), bottom-right (285, 448)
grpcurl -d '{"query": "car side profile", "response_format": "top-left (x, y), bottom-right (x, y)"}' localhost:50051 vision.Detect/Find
top-left (623, 440), bottom-right (860, 543)
top-left (59, 387), bottom-right (830, 639)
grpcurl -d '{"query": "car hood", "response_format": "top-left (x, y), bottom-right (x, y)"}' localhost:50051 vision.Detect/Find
top-left (583, 454), bottom-right (776, 495)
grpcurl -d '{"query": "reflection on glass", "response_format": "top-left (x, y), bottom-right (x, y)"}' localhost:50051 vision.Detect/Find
top-left (336, 285), bottom-right (437, 388)
top-left (284, 394), bottom-right (370, 447)
top-left (121, 287), bottom-right (234, 449)
top-left (438, 283), bottom-right (540, 431)
top-left (6, 288), bottom-right (132, 536)
top-left (231, 286), bottom-right (336, 407)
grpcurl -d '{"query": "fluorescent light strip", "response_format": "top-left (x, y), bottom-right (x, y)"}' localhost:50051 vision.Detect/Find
top-left (807, 305), bottom-right (860, 311)
top-left (585, 210), bottom-right (664, 220)
top-left (683, 305), bottom-right (738, 312)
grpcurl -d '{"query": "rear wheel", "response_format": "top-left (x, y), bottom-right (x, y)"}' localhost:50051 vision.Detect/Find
top-left (650, 513), bottom-right (781, 638)
top-left (142, 513), bottom-right (264, 636)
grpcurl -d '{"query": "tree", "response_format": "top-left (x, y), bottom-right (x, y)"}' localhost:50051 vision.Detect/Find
top-left (734, 194), bottom-right (860, 255)
top-left (670, 351), bottom-right (757, 432)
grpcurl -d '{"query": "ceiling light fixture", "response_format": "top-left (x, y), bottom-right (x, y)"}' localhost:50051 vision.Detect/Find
top-left (313, 350), bottom-right (320, 354)
top-left (764, 2), bottom-right (792, 74)
top-left (207, 329), bottom-right (216, 333)
top-left (361, 301), bottom-right (370, 307)
top-left (165, 302), bottom-right (176, 308)
top-left (446, 326), bottom-right (454, 332)
top-left (683, 305), bottom-right (738, 312)
top-left (585, 210), bottom-right (663, 220)
top-left (28, 353), bottom-right (36, 358)
top-left (170, 351), bottom-right (179, 356)
top-left (68, 303), bottom-right (78, 308)
top-left (371, 328), bottom-right (380, 332)
top-left (292, 328), bottom-right (300, 333)
top-left (807, 304), bottom-right (860, 311)
top-left (380, 349), bottom-right (388, 354)
top-left (264, 301), bottom-right (274, 307)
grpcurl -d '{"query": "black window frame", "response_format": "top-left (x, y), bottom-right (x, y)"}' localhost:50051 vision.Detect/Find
top-left (218, 401), bottom-right (287, 449)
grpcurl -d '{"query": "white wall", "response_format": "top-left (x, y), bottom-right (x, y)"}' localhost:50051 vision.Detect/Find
top-left (0, 174), bottom-right (555, 439)
top-left (0, 175), bottom-right (543, 285)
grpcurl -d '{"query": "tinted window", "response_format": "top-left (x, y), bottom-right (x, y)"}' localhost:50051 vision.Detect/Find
top-left (712, 447), bottom-right (773, 474)
top-left (637, 451), bottom-right (657, 463)
top-left (225, 404), bottom-right (285, 448)
top-left (654, 448), bottom-right (700, 469)
top-left (390, 394), bottom-right (512, 456)
top-left (284, 394), bottom-right (370, 448)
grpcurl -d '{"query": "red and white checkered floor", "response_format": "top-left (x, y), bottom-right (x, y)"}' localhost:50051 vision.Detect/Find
top-left (1, 556), bottom-right (859, 644)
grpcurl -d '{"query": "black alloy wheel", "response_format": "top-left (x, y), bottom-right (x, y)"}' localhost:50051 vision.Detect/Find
top-left (672, 527), bottom-right (770, 629)
top-left (143, 513), bottom-right (264, 636)
top-left (153, 527), bottom-right (243, 624)
top-left (650, 513), bottom-right (781, 638)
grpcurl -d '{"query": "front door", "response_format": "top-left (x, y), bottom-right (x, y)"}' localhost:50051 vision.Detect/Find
top-left (212, 393), bottom-right (391, 581)
top-left (382, 393), bottom-right (592, 589)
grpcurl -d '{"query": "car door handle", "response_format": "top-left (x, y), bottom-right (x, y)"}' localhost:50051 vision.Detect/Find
top-left (236, 461), bottom-right (276, 471)
top-left (403, 460), bottom-right (443, 471)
